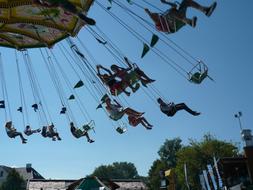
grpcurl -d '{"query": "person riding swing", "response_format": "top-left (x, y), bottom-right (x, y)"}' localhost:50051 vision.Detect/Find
top-left (103, 95), bottom-right (153, 129)
top-left (96, 65), bottom-right (131, 96)
top-left (157, 98), bottom-right (200, 117)
top-left (5, 121), bottom-right (27, 144)
top-left (24, 125), bottom-right (41, 136)
top-left (145, 0), bottom-right (217, 33)
top-left (128, 115), bottom-right (153, 130)
top-left (70, 122), bottom-right (95, 143)
top-left (104, 96), bottom-right (143, 121)
top-left (110, 57), bottom-right (155, 89)
top-left (41, 124), bottom-right (62, 141)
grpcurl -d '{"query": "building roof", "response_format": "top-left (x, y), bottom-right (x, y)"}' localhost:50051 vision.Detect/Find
top-left (0, 165), bottom-right (44, 181)
top-left (66, 177), bottom-right (147, 190)
top-left (15, 167), bottom-right (44, 181)
top-left (28, 179), bottom-right (76, 190)
top-left (111, 179), bottom-right (147, 190)
top-left (0, 165), bottom-right (12, 173)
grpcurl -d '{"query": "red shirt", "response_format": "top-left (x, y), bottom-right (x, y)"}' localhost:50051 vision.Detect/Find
top-left (155, 16), bottom-right (170, 32)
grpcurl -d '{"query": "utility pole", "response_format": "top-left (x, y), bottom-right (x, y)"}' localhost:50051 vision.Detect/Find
top-left (234, 111), bottom-right (243, 130)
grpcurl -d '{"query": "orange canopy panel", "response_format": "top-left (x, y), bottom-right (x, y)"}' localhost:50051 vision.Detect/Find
top-left (0, 0), bottom-right (94, 49)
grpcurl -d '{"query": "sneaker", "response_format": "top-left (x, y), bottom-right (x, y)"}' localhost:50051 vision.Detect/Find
top-left (149, 79), bottom-right (156, 83)
top-left (205, 2), bottom-right (217, 17)
top-left (191, 17), bottom-right (197, 28)
top-left (22, 140), bottom-right (27, 144)
top-left (88, 139), bottom-right (95, 143)
top-left (132, 85), bottom-right (139, 93)
top-left (37, 129), bottom-right (41, 133)
top-left (137, 112), bottom-right (145, 116)
top-left (141, 80), bottom-right (148, 88)
top-left (193, 112), bottom-right (201, 116)
top-left (78, 13), bottom-right (96, 25)
top-left (146, 126), bottom-right (152, 130)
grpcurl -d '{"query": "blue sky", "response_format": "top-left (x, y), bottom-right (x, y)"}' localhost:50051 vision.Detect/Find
top-left (0, 0), bottom-right (253, 179)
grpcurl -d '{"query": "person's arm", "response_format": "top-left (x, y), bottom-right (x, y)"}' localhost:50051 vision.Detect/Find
top-left (96, 65), bottom-right (102, 75)
top-left (113, 99), bottom-right (122, 107)
top-left (98, 65), bottom-right (113, 75)
top-left (123, 57), bottom-right (133, 70)
top-left (160, 0), bottom-right (177, 8)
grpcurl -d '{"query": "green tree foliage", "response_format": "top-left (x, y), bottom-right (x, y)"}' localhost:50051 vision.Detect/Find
top-left (91, 162), bottom-right (139, 179)
top-left (0, 169), bottom-right (26, 190)
top-left (147, 135), bottom-right (238, 190)
top-left (147, 159), bottom-right (168, 190)
top-left (148, 138), bottom-right (183, 190)
top-left (175, 134), bottom-right (239, 189)
top-left (158, 138), bottom-right (182, 168)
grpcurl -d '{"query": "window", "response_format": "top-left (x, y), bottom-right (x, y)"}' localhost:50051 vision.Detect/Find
top-left (0, 171), bottom-right (3, 177)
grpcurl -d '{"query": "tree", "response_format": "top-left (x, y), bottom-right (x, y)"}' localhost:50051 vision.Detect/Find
top-left (148, 138), bottom-right (183, 190)
top-left (158, 138), bottom-right (182, 168)
top-left (147, 159), bottom-right (168, 190)
top-left (0, 169), bottom-right (26, 190)
top-left (147, 135), bottom-right (239, 190)
top-left (91, 162), bottom-right (139, 179)
top-left (175, 134), bottom-right (239, 190)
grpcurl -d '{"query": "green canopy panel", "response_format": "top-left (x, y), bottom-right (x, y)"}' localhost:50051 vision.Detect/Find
top-left (141, 43), bottom-right (150, 58)
top-left (0, 0), bottom-right (94, 49)
top-left (74, 80), bottom-right (84, 88)
top-left (68, 94), bottom-right (75, 100)
top-left (77, 177), bottom-right (111, 190)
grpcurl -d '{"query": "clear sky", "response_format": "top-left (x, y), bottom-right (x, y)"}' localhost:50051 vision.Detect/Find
top-left (0, 0), bottom-right (253, 179)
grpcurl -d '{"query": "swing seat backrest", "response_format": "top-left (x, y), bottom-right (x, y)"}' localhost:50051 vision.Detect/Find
top-left (190, 69), bottom-right (208, 84)
top-left (83, 124), bottom-right (94, 131)
top-left (126, 70), bottom-right (139, 84)
top-left (6, 131), bottom-right (16, 138)
top-left (109, 113), bottom-right (124, 121)
top-left (116, 126), bottom-right (127, 134)
top-left (24, 130), bottom-right (32, 136)
top-left (74, 129), bottom-right (83, 138)
top-left (161, 10), bottom-right (185, 33)
top-left (41, 126), bottom-right (47, 137)
top-left (189, 61), bottom-right (209, 84)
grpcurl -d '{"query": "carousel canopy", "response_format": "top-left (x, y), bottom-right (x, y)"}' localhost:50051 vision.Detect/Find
top-left (0, 0), bottom-right (94, 49)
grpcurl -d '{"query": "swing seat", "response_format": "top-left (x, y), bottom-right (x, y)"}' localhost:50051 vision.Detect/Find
top-left (41, 126), bottom-right (47, 137)
top-left (111, 70), bottom-right (141, 96)
top-left (101, 94), bottom-right (109, 103)
top-left (158, 10), bottom-right (186, 33)
top-left (24, 130), bottom-right (32, 136)
top-left (116, 126), bottom-right (127, 134)
top-left (190, 70), bottom-right (208, 84)
top-left (188, 61), bottom-right (209, 84)
top-left (74, 129), bottom-right (83, 138)
top-left (126, 70), bottom-right (140, 84)
top-left (109, 112), bottom-right (124, 121)
top-left (6, 131), bottom-right (17, 138)
top-left (169, 19), bottom-right (185, 33)
top-left (82, 120), bottom-right (95, 131)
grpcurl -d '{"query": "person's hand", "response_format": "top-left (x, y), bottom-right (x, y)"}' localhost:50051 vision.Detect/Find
top-left (144, 8), bottom-right (150, 14)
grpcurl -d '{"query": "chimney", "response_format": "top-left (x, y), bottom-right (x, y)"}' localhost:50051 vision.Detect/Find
top-left (26, 163), bottom-right (32, 173)
top-left (242, 130), bottom-right (253, 184)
